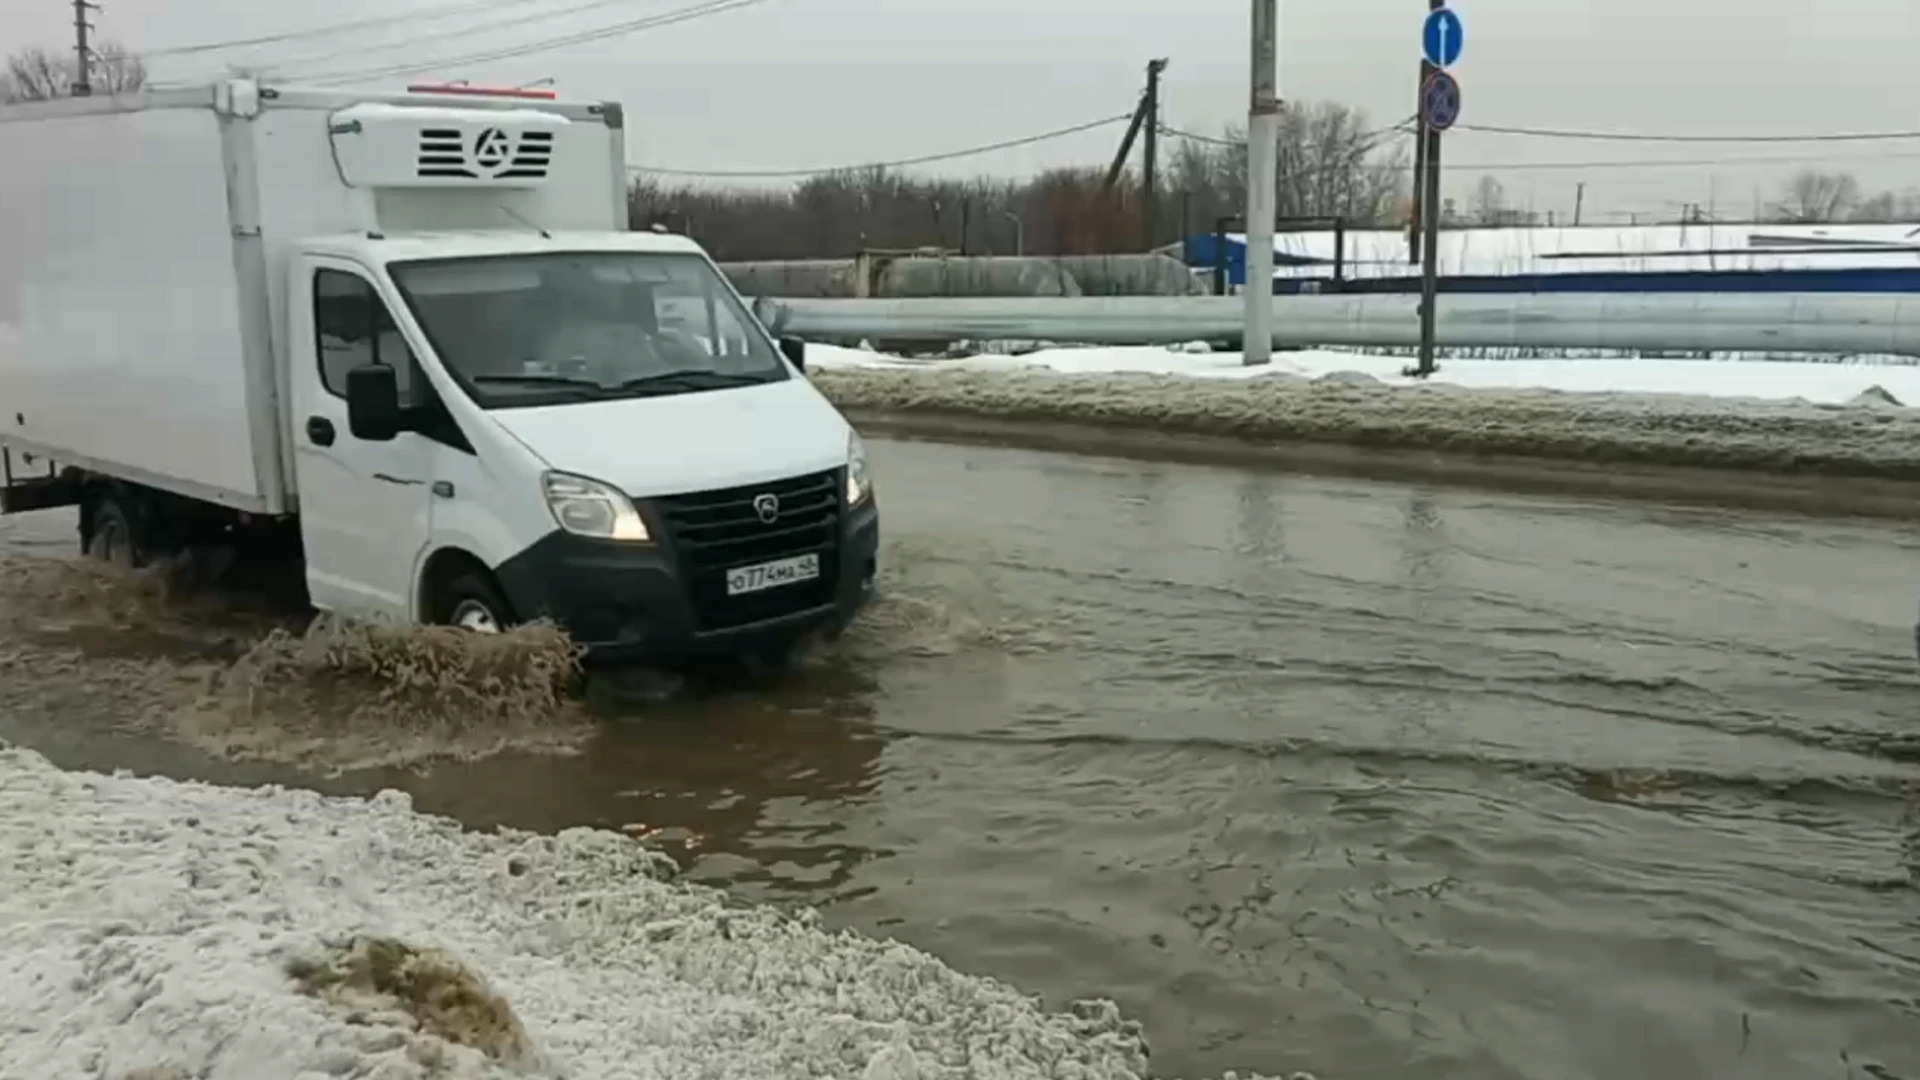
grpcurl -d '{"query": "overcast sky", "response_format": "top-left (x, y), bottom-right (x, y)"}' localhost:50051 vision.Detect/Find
top-left (5, 0), bottom-right (1919, 223)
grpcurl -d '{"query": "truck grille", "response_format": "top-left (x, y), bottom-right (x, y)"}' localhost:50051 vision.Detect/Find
top-left (653, 469), bottom-right (841, 632)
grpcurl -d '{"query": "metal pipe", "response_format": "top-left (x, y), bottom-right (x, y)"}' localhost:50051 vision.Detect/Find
top-left (755, 293), bottom-right (1920, 357)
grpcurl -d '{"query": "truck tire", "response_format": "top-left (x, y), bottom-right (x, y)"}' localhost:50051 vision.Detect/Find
top-left (84, 494), bottom-right (143, 568)
top-left (439, 571), bottom-right (514, 635)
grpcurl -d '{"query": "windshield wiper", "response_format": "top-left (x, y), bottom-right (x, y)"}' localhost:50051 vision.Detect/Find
top-left (472, 373), bottom-right (605, 390)
top-left (613, 370), bottom-right (772, 394)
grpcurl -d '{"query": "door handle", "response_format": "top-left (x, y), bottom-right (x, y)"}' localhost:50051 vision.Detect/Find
top-left (306, 416), bottom-right (335, 446)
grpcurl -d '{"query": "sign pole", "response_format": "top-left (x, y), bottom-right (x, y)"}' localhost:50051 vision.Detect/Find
top-left (1408, 4), bottom-right (1462, 379)
top-left (1414, 122), bottom-right (1442, 378)
top-left (1408, 0), bottom-right (1442, 266)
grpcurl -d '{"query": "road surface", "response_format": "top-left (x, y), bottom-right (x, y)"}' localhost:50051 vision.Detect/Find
top-left (1, 437), bottom-right (1915, 1080)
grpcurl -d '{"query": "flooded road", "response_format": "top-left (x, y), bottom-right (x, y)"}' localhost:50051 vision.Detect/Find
top-left (3, 437), bottom-right (1918, 1080)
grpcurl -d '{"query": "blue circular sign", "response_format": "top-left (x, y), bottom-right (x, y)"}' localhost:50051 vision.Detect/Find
top-left (1422, 7), bottom-right (1465, 68)
top-left (1420, 70), bottom-right (1462, 131)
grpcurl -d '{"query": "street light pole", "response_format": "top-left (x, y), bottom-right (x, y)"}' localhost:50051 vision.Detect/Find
top-left (1243, 0), bottom-right (1278, 366)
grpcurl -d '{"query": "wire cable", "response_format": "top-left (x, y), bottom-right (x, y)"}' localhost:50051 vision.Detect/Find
top-left (144, 0), bottom-right (524, 59)
top-left (270, 0), bottom-right (650, 77)
top-left (1154, 126), bottom-right (1920, 175)
top-left (1454, 122), bottom-right (1920, 144)
top-left (1164, 120), bottom-right (1920, 147)
top-left (637, 121), bottom-right (1918, 186)
top-left (630, 114), bottom-right (1134, 178)
top-left (1160, 119), bottom-right (1416, 150)
top-left (298, 0), bottom-right (773, 84)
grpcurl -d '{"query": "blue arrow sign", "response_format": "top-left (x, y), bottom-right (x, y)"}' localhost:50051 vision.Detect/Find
top-left (1422, 7), bottom-right (1464, 68)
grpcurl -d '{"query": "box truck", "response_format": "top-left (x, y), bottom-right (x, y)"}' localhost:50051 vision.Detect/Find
top-left (0, 78), bottom-right (879, 662)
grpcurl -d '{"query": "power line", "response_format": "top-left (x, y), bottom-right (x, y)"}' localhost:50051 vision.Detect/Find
top-left (1443, 150), bottom-right (1920, 172)
top-left (299, 0), bottom-right (773, 85)
top-left (1155, 126), bottom-right (1920, 175)
top-left (144, 0), bottom-right (520, 59)
top-left (1454, 122), bottom-right (1920, 144)
top-left (632, 122), bottom-right (1920, 186)
top-left (630, 114), bottom-right (1133, 178)
top-left (1162, 120), bottom-right (1414, 149)
top-left (1166, 121), bottom-right (1920, 148)
top-left (269, 0), bottom-right (648, 77)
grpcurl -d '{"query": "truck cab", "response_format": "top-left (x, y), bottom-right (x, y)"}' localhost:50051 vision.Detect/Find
top-left (293, 229), bottom-right (879, 662)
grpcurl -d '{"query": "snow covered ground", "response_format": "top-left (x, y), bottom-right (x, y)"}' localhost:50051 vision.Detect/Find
top-left (0, 745), bottom-right (1281, 1080)
top-left (803, 341), bottom-right (1920, 407)
top-left (800, 341), bottom-right (1920, 480)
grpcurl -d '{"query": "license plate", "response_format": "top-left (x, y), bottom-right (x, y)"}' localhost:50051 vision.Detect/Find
top-left (725, 553), bottom-right (820, 596)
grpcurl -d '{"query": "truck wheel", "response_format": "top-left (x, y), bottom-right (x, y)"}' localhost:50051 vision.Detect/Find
top-left (440, 571), bottom-right (514, 634)
top-left (85, 496), bottom-right (143, 568)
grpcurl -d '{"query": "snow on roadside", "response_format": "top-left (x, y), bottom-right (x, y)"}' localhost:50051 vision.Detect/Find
top-left (0, 745), bottom-right (1274, 1080)
top-left (801, 341), bottom-right (1920, 406)
top-left (804, 343), bottom-right (1920, 479)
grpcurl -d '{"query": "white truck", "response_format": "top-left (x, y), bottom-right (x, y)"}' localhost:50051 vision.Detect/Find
top-left (0, 78), bottom-right (879, 663)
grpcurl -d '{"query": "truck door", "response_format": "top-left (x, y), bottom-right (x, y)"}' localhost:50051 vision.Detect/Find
top-left (289, 260), bottom-right (434, 621)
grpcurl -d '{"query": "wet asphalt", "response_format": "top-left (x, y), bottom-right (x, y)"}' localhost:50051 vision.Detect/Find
top-left (1, 435), bottom-right (1916, 1080)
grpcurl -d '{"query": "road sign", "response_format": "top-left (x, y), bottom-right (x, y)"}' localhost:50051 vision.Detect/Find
top-left (1420, 70), bottom-right (1462, 131)
top-left (1422, 7), bottom-right (1465, 68)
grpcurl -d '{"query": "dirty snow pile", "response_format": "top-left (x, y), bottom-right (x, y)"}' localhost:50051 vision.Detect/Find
top-left (0, 745), bottom-right (1222, 1080)
top-left (804, 344), bottom-right (1920, 479)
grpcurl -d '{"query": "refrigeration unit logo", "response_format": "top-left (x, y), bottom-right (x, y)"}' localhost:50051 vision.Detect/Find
top-left (752, 493), bottom-right (781, 524)
top-left (417, 125), bottom-right (554, 181)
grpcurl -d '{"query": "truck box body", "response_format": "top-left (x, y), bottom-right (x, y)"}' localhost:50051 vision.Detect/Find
top-left (0, 83), bottom-right (627, 514)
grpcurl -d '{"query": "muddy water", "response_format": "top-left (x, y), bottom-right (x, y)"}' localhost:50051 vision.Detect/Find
top-left (3, 439), bottom-right (1918, 1080)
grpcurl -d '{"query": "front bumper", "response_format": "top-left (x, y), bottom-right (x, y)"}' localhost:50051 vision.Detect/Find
top-left (495, 498), bottom-right (880, 664)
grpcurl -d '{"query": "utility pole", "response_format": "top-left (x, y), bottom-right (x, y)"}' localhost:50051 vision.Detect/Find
top-left (1243, 0), bottom-right (1278, 366)
top-left (1573, 181), bottom-right (1586, 227)
top-left (72, 0), bottom-right (99, 96)
top-left (1142, 58), bottom-right (1168, 251)
top-left (1408, 73), bottom-right (1430, 261)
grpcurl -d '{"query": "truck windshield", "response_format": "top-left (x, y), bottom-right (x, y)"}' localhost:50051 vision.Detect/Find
top-left (387, 251), bottom-right (788, 408)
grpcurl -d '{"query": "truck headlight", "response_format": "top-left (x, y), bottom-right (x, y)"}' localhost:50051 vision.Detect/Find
top-left (846, 431), bottom-right (872, 506)
top-left (542, 471), bottom-right (651, 542)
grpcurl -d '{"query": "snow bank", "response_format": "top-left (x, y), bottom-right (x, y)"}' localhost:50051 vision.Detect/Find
top-left (803, 341), bottom-right (1920, 405)
top-left (0, 745), bottom-right (1273, 1080)
top-left (809, 360), bottom-right (1920, 480)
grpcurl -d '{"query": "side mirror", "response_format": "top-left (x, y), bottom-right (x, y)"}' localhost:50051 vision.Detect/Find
top-left (345, 364), bottom-right (402, 441)
top-left (779, 336), bottom-right (806, 373)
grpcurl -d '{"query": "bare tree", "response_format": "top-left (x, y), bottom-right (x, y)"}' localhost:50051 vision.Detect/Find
top-left (1, 43), bottom-right (146, 103)
top-left (1769, 169), bottom-right (1860, 223)
top-left (1272, 101), bottom-right (1407, 223)
top-left (628, 97), bottom-right (1408, 263)
top-left (1468, 176), bottom-right (1508, 226)
top-left (1846, 187), bottom-right (1920, 223)
top-left (1463, 175), bottom-right (1545, 227)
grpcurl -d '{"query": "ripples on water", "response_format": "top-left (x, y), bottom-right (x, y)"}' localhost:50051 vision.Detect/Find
top-left (1, 438), bottom-right (1917, 1080)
